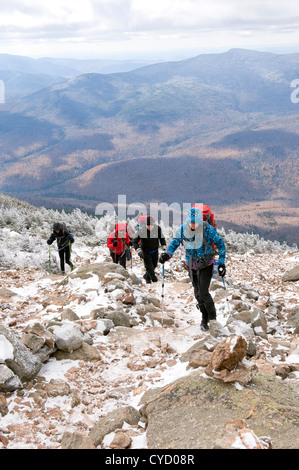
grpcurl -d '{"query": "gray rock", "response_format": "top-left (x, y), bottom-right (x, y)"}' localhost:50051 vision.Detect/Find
top-left (180, 336), bottom-right (219, 363)
top-left (251, 309), bottom-right (268, 339)
top-left (61, 431), bottom-right (95, 449)
top-left (89, 406), bottom-right (140, 447)
top-left (0, 364), bottom-right (22, 392)
top-left (53, 342), bottom-right (101, 361)
top-left (0, 325), bottom-right (42, 382)
top-left (61, 308), bottom-right (80, 321)
top-left (245, 290), bottom-right (259, 301)
top-left (209, 320), bottom-right (231, 338)
top-left (147, 296), bottom-right (161, 308)
top-left (53, 323), bottom-right (84, 352)
top-left (287, 305), bottom-right (299, 334)
top-left (92, 307), bottom-right (131, 328)
top-left (34, 345), bottom-right (56, 363)
top-left (148, 311), bottom-right (175, 326)
top-left (282, 265), bottom-right (299, 282)
top-left (135, 304), bottom-right (161, 316)
top-left (0, 287), bottom-right (17, 298)
top-left (227, 320), bottom-right (255, 339)
top-left (22, 333), bottom-right (45, 353)
top-left (228, 310), bottom-right (252, 324)
top-left (70, 262), bottom-right (131, 282)
top-left (106, 310), bottom-right (131, 328)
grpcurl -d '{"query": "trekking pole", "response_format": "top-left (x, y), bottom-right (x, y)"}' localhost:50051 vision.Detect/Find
top-left (48, 245), bottom-right (51, 274)
top-left (161, 264), bottom-right (165, 327)
top-left (222, 277), bottom-right (231, 313)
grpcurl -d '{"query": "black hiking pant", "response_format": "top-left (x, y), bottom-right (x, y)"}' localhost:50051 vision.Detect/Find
top-left (110, 251), bottom-right (126, 269)
top-left (190, 263), bottom-right (216, 325)
top-left (59, 246), bottom-right (73, 273)
top-left (143, 250), bottom-right (158, 282)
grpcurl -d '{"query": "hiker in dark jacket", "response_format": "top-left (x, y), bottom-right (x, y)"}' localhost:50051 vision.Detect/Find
top-left (47, 222), bottom-right (74, 274)
top-left (133, 216), bottom-right (166, 283)
top-left (159, 207), bottom-right (226, 331)
top-left (107, 222), bottom-right (132, 269)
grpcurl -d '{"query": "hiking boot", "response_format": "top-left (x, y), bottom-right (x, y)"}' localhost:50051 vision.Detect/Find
top-left (205, 301), bottom-right (217, 321)
top-left (143, 273), bottom-right (151, 284)
top-left (200, 322), bottom-right (209, 332)
top-left (152, 274), bottom-right (158, 282)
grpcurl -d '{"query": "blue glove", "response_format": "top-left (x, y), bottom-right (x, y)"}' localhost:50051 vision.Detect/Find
top-left (68, 235), bottom-right (74, 243)
top-left (47, 239), bottom-right (51, 245)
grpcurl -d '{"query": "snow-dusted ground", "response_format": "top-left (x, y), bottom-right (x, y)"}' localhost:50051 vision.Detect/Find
top-left (0, 235), bottom-right (298, 449)
top-left (0, 208), bottom-right (298, 449)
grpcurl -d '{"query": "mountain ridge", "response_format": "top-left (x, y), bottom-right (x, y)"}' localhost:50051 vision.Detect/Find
top-left (0, 48), bottom-right (298, 244)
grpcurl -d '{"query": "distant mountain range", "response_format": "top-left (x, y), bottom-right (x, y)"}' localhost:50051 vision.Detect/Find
top-left (0, 54), bottom-right (156, 100)
top-left (0, 48), bottom-right (298, 244)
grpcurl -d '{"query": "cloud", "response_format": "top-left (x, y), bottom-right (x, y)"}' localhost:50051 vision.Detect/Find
top-left (1, 0), bottom-right (299, 33)
top-left (0, 0), bottom-right (298, 57)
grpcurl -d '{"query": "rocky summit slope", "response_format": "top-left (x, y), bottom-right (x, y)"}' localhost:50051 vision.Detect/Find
top-left (0, 238), bottom-right (298, 450)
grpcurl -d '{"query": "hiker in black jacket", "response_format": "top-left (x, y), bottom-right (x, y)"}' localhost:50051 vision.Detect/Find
top-left (47, 222), bottom-right (74, 274)
top-left (133, 216), bottom-right (166, 283)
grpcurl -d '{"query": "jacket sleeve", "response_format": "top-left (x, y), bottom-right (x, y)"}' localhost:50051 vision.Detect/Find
top-left (107, 233), bottom-right (116, 250)
top-left (64, 229), bottom-right (74, 243)
top-left (133, 234), bottom-right (141, 250)
top-left (158, 226), bottom-right (166, 247)
top-left (48, 232), bottom-right (56, 244)
top-left (209, 226), bottom-right (226, 265)
top-left (167, 225), bottom-right (184, 257)
top-left (125, 233), bottom-right (131, 246)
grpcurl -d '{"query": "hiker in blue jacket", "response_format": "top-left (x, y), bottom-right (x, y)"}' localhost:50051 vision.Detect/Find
top-left (159, 207), bottom-right (226, 331)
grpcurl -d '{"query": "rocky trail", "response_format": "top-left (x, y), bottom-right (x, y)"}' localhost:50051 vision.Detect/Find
top-left (0, 242), bottom-right (299, 449)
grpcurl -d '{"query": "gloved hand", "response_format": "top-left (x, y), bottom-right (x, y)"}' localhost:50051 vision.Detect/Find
top-left (218, 264), bottom-right (226, 277)
top-left (68, 235), bottom-right (74, 243)
top-left (137, 249), bottom-right (144, 259)
top-left (113, 240), bottom-right (118, 247)
top-left (159, 252), bottom-right (171, 264)
top-left (47, 239), bottom-right (51, 245)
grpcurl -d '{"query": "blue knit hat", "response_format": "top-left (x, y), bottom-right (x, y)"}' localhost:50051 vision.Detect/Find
top-left (186, 207), bottom-right (203, 225)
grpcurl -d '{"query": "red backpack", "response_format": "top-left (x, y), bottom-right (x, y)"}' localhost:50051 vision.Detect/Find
top-left (192, 203), bottom-right (217, 229)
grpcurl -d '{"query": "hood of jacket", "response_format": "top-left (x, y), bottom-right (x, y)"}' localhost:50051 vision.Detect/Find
top-left (53, 222), bottom-right (64, 232)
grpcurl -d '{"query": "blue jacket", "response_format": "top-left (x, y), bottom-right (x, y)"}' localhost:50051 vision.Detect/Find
top-left (167, 208), bottom-right (226, 267)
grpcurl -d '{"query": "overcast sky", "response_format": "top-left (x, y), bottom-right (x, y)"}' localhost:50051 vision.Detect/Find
top-left (0, 0), bottom-right (298, 60)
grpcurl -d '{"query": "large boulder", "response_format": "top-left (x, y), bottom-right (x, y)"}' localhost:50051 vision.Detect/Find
top-left (139, 370), bottom-right (299, 449)
top-left (69, 262), bottom-right (131, 282)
